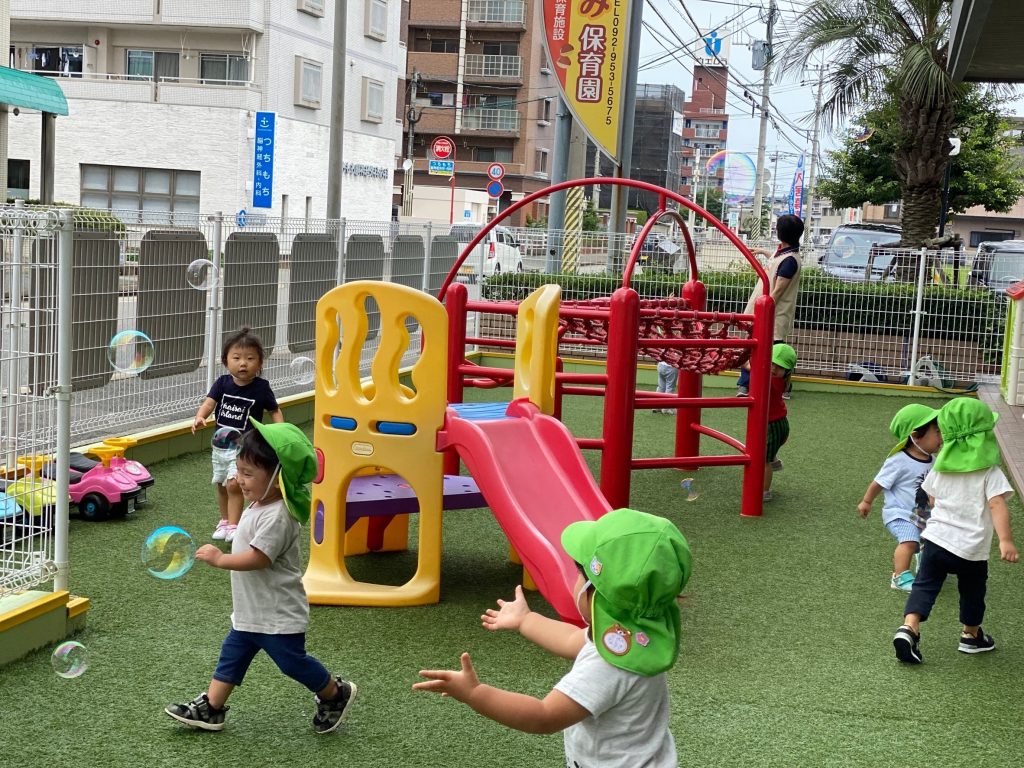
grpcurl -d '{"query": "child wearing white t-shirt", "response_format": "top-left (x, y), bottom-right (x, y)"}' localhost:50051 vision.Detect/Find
top-left (858, 404), bottom-right (943, 591)
top-left (893, 398), bottom-right (1019, 664)
top-left (414, 508), bottom-right (691, 768)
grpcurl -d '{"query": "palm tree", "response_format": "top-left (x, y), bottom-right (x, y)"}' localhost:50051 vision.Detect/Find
top-left (782, 0), bottom-right (958, 250)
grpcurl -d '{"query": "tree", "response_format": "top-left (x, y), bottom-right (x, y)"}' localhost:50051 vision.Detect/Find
top-left (821, 86), bottom-right (1024, 216)
top-left (581, 199), bottom-right (600, 231)
top-left (782, 0), bottom-right (962, 248)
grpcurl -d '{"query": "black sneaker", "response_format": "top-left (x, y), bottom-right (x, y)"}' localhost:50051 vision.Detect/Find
top-left (313, 677), bottom-right (357, 734)
top-left (893, 625), bottom-right (923, 664)
top-left (164, 693), bottom-right (228, 731)
top-left (958, 628), bottom-right (996, 654)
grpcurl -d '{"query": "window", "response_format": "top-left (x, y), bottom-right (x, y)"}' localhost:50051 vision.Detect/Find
top-left (429, 39), bottom-right (459, 53)
top-left (294, 56), bottom-right (323, 108)
top-left (534, 148), bottom-right (549, 176)
top-left (538, 97), bottom-right (552, 122)
top-left (79, 164), bottom-right (201, 224)
top-left (28, 45), bottom-right (82, 77)
top-left (362, 77), bottom-right (385, 122)
top-left (126, 50), bottom-right (179, 81)
top-left (427, 92), bottom-right (455, 106)
top-left (8, 159), bottom-right (29, 199)
top-left (199, 53), bottom-right (250, 85)
top-left (474, 147), bottom-right (513, 162)
top-left (970, 230), bottom-right (1016, 248)
top-left (297, 0), bottom-right (325, 17)
top-left (365, 0), bottom-right (388, 41)
top-left (469, 94), bottom-right (515, 109)
top-left (483, 42), bottom-right (518, 56)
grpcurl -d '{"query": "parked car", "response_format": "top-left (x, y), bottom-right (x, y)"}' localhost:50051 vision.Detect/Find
top-left (969, 240), bottom-right (1024, 293)
top-left (820, 223), bottom-right (903, 281)
top-left (636, 234), bottom-right (681, 274)
top-left (450, 224), bottom-right (524, 280)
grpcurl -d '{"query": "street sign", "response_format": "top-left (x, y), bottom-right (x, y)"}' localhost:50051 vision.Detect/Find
top-left (463, 209), bottom-right (472, 219)
top-left (428, 159), bottom-right (455, 176)
top-left (236, 209), bottom-right (247, 228)
top-left (431, 136), bottom-right (454, 160)
top-left (486, 162), bottom-right (505, 181)
top-left (486, 180), bottom-right (504, 199)
top-left (252, 111), bottom-right (275, 209)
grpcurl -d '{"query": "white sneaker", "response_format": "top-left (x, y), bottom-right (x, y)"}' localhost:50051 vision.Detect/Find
top-left (763, 491), bottom-right (773, 502)
top-left (224, 524), bottom-right (238, 543)
top-left (212, 520), bottom-right (229, 540)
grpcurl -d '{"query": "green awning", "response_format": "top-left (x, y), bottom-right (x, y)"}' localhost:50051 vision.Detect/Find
top-left (0, 66), bottom-right (69, 115)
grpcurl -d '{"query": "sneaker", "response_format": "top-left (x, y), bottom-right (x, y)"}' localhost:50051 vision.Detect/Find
top-left (890, 570), bottom-right (915, 592)
top-left (224, 524), bottom-right (238, 543)
top-left (662, 409), bottom-right (677, 415)
top-left (782, 391), bottom-right (792, 401)
top-left (165, 693), bottom-right (228, 731)
top-left (762, 490), bottom-right (772, 502)
top-left (212, 520), bottom-right (229, 541)
top-left (893, 625), bottom-right (923, 664)
top-left (770, 458), bottom-right (783, 471)
top-left (958, 627), bottom-right (996, 654)
top-left (313, 678), bottom-right (357, 734)
top-left (651, 409), bottom-right (661, 414)
top-left (736, 386), bottom-right (749, 397)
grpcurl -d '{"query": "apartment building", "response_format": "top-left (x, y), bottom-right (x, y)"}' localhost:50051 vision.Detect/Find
top-left (8, 0), bottom-right (404, 222)
top-left (399, 0), bottom-right (558, 226)
top-left (678, 64), bottom-right (729, 201)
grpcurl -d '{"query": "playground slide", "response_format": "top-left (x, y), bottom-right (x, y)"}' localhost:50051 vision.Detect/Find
top-left (440, 399), bottom-right (612, 623)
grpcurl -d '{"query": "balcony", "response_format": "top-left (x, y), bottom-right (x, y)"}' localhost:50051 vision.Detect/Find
top-left (407, 51), bottom-right (459, 81)
top-left (467, 0), bottom-right (526, 28)
top-left (45, 72), bottom-right (262, 110)
top-left (461, 107), bottom-right (520, 133)
top-left (12, 0), bottom-right (264, 30)
top-left (464, 54), bottom-right (522, 83)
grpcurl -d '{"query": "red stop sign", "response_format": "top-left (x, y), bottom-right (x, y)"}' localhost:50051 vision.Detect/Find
top-left (432, 136), bottom-right (454, 160)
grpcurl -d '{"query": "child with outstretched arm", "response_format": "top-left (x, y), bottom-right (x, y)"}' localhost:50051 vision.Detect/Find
top-left (414, 508), bottom-right (691, 767)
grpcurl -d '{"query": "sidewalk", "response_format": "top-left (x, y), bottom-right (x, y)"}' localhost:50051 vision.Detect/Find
top-left (978, 384), bottom-right (1024, 494)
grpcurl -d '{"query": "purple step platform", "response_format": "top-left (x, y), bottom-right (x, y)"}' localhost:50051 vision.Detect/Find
top-left (344, 474), bottom-right (487, 530)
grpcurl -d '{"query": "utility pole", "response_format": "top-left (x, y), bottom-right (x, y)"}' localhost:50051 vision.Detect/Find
top-left (326, 0), bottom-right (347, 219)
top-left (769, 148), bottom-right (780, 230)
top-left (750, 0), bottom-right (777, 240)
top-left (402, 71), bottom-right (421, 218)
top-left (803, 66), bottom-right (825, 243)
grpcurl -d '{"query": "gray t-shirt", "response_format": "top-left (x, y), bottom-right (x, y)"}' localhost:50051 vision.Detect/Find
top-left (554, 640), bottom-right (677, 768)
top-left (230, 498), bottom-right (310, 634)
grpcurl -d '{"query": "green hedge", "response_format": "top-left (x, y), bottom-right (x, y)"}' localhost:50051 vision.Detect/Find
top-left (482, 270), bottom-right (1007, 353)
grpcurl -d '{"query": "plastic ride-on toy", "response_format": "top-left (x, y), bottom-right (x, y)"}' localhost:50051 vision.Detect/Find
top-left (67, 445), bottom-right (143, 521)
top-left (70, 437), bottom-right (155, 506)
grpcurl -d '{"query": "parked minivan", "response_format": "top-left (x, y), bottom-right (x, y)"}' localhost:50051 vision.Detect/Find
top-left (969, 240), bottom-right (1024, 292)
top-left (820, 223), bottom-right (903, 281)
top-left (450, 224), bottom-right (524, 279)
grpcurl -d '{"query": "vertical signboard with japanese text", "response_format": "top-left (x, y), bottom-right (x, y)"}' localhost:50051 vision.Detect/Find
top-left (788, 154), bottom-right (805, 216)
top-left (253, 112), bottom-right (275, 209)
top-left (543, 0), bottom-right (631, 163)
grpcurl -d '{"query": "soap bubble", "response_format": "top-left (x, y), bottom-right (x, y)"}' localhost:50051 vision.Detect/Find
top-left (107, 330), bottom-right (155, 375)
top-left (186, 259), bottom-right (218, 290)
top-left (211, 426), bottom-right (242, 453)
top-left (705, 150), bottom-right (757, 203)
top-left (680, 478), bottom-right (700, 502)
top-left (290, 357), bottom-right (315, 386)
top-left (51, 641), bottom-right (88, 678)
top-left (142, 526), bottom-right (196, 580)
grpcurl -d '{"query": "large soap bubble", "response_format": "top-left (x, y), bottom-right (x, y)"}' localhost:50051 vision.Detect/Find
top-left (142, 526), bottom-right (197, 580)
top-left (107, 330), bottom-right (155, 375)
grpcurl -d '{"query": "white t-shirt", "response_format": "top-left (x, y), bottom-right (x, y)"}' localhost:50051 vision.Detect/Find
top-left (230, 498), bottom-right (310, 634)
top-left (874, 450), bottom-right (933, 526)
top-left (921, 466), bottom-right (1014, 561)
top-left (554, 640), bottom-right (677, 768)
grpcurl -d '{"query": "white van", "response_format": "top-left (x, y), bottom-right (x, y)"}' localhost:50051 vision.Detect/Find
top-left (450, 224), bottom-right (524, 280)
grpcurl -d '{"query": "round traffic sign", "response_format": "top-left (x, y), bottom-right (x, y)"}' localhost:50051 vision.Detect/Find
top-left (487, 162), bottom-right (505, 181)
top-left (486, 180), bottom-right (504, 199)
top-left (432, 136), bottom-right (454, 160)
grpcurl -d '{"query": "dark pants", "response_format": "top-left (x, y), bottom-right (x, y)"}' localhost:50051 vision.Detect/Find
top-left (738, 339), bottom-right (785, 389)
top-left (213, 628), bottom-right (332, 692)
top-left (904, 540), bottom-right (988, 626)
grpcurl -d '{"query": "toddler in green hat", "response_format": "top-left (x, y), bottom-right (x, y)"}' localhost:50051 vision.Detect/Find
top-left (415, 508), bottom-right (691, 767)
top-left (857, 403), bottom-right (942, 592)
top-left (893, 398), bottom-right (1018, 665)
top-left (763, 343), bottom-right (797, 502)
top-left (165, 421), bottom-right (357, 734)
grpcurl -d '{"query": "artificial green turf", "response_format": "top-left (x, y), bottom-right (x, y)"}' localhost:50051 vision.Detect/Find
top-left (2, 388), bottom-right (1023, 767)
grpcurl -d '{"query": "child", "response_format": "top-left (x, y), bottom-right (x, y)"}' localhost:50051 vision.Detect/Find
top-left (858, 404), bottom-right (942, 591)
top-left (737, 214), bottom-right (804, 397)
top-left (763, 343), bottom-right (795, 502)
top-left (653, 361), bottom-right (679, 415)
top-left (414, 508), bottom-right (691, 767)
top-left (193, 326), bottom-right (283, 543)
top-left (165, 421), bottom-right (357, 732)
top-left (893, 398), bottom-right (1019, 664)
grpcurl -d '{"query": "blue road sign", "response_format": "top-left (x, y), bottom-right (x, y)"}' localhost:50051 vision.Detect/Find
top-left (236, 209), bottom-right (247, 228)
top-left (463, 209), bottom-right (472, 219)
top-left (486, 180), bottom-right (504, 199)
top-left (252, 112), bottom-right (275, 209)
top-left (428, 159), bottom-right (455, 176)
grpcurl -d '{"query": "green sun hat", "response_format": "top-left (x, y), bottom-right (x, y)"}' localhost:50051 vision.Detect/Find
top-left (249, 419), bottom-right (317, 524)
top-left (561, 508), bottom-right (692, 677)
top-left (933, 397), bottom-right (1000, 473)
top-left (887, 403), bottom-right (941, 457)
top-left (771, 343), bottom-right (797, 371)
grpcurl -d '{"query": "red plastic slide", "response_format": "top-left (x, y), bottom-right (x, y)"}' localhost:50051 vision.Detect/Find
top-left (438, 399), bottom-right (612, 623)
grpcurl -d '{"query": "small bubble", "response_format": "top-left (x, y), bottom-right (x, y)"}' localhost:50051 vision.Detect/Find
top-left (680, 478), bottom-right (700, 502)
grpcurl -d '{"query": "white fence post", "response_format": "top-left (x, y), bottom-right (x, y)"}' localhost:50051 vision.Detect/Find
top-left (206, 212), bottom-right (224, 393)
top-left (53, 211), bottom-right (74, 593)
top-left (908, 247), bottom-right (928, 385)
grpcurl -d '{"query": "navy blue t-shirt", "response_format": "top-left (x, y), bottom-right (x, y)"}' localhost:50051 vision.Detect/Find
top-left (775, 245), bottom-right (800, 280)
top-left (208, 375), bottom-right (279, 432)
